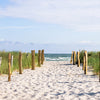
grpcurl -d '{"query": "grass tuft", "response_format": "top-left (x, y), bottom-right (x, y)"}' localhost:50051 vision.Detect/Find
top-left (0, 51), bottom-right (38, 74)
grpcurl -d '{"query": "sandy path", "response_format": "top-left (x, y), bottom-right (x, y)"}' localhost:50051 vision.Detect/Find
top-left (0, 61), bottom-right (100, 100)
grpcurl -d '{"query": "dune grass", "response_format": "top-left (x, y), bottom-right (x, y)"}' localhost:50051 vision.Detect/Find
top-left (80, 50), bottom-right (100, 74)
top-left (0, 51), bottom-right (38, 74)
top-left (88, 52), bottom-right (99, 73)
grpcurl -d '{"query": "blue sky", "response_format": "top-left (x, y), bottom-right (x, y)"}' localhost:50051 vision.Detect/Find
top-left (0, 0), bottom-right (100, 53)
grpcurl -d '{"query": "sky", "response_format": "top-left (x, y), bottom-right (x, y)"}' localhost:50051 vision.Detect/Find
top-left (0, 0), bottom-right (100, 53)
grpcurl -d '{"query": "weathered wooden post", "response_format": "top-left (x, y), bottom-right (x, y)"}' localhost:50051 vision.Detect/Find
top-left (99, 52), bottom-right (100, 82)
top-left (77, 51), bottom-right (80, 67)
top-left (8, 53), bottom-right (11, 81)
top-left (19, 52), bottom-right (22, 74)
top-left (70, 51), bottom-right (73, 64)
top-left (75, 51), bottom-right (76, 64)
top-left (73, 51), bottom-right (74, 65)
top-left (31, 50), bottom-right (35, 70)
top-left (73, 51), bottom-right (76, 65)
top-left (76, 52), bottom-right (78, 65)
top-left (43, 49), bottom-right (45, 62)
top-left (41, 49), bottom-right (44, 64)
top-left (84, 51), bottom-right (87, 74)
top-left (38, 50), bottom-right (41, 67)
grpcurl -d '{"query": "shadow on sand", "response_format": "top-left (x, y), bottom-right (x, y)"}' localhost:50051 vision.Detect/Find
top-left (60, 64), bottom-right (73, 66)
top-left (78, 92), bottom-right (100, 96)
top-left (57, 80), bottom-right (98, 83)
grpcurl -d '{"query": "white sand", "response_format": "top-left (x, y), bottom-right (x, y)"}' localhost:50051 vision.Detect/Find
top-left (0, 61), bottom-right (100, 100)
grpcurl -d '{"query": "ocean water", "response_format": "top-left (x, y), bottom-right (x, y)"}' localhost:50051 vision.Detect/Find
top-left (44, 54), bottom-right (71, 61)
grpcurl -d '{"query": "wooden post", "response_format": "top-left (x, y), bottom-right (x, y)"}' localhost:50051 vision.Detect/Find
top-left (77, 51), bottom-right (80, 67)
top-left (41, 50), bottom-right (44, 64)
top-left (76, 52), bottom-right (78, 65)
top-left (8, 53), bottom-right (11, 82)
top-left (99, 52), bottom-right (100, 82)
top-left (38, 50), bottom-right (41, 67)
top-left (19, 52), bottom-right (22, 74)
top-left (70, 51), bottom-right (73, 64)
top-left (73, 51), bottom-right (74, 65)
top-left (73, 51), bottom-right (76, 65)
top-left (75, 51), bottom-right (76, 65)
top-left (84, 51), bottom-right (87, 74)
top-left (31, 50), bottom-right (35, 70)
top-left (43, 49), bottom-right (45, 62)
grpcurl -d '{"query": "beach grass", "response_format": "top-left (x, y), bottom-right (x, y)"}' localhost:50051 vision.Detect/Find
top-left (0, 51), bottom-right (38, 74)
top-left (80, 50), bottom-right (100, 74)
top-left (88, 52), bottom-right (99, 73)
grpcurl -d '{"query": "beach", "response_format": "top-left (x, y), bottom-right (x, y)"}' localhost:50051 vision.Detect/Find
top-left (0, 61), bottom-right (100, 100)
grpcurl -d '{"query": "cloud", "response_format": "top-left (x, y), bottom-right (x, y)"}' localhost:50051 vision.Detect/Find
top-left (79, 40), bottom-right (100, 48)
top-left (80, 41), bottom-right (92, 44)
top-left (0, 0), bottom-right (100, 32)
top-left (0, 26), bottom-right (33, 29)
top-left (0, 40), bottom-right (100, 53)
top-left (0, 38), bottom-right (5, 42)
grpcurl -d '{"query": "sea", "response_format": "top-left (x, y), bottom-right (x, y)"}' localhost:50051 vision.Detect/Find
top-left (44, 54), bottom-right (71, 61)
